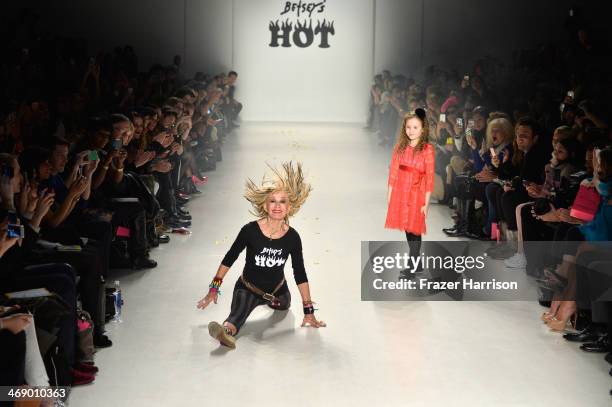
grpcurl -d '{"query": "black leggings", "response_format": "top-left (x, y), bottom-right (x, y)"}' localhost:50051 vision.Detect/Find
top-left (405, 232), bottom-right (423, 272)
top-left (405, 232), bottom-right (422, 254)
top-left (225, 280), bottom-right (291, 334)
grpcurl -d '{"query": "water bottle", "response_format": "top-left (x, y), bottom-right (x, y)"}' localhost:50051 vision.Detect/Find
top-left (113, 280), bottom-right (123, 322)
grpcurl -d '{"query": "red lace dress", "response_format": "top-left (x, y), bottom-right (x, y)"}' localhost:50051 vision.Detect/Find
top-left (385, 143), bottom-right (435, 235)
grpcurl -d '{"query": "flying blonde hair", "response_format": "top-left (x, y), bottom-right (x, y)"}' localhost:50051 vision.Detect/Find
top-left (244, 162), bottom-right (312, 220)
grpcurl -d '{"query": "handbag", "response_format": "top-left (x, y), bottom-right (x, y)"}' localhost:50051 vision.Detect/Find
top-left (570, 185), bottom-right (601, 222)
top-left (76, 309), bottom-right (95, 363)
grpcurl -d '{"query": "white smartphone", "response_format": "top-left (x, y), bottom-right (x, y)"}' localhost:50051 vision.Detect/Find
top-left (439, 113), bottom-right (446, 123)
top-left (567, 90), bottom-right (575, 99)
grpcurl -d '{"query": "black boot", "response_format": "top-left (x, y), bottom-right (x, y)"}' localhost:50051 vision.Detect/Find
top-left (439, 183), bottom-right (454, 206)
top-left (444, 199), bottom-right (468, 237)
top-left (129, 209), bottom-right (149, 254)
top-left (443, 199), bottom-right (463, 233)
top-left (463, 199), bottom-right (485, 239)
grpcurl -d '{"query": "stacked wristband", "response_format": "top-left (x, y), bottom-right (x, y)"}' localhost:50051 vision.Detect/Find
top-left (209, 277), bottom-right (223, 295)
top-left (303, 300), bottom-right (316, 315)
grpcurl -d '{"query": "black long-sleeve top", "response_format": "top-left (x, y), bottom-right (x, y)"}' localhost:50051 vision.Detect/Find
top-left (221, 221), bottom-right (308, 293)
top-left (499, 141), bottom-right (549, 184)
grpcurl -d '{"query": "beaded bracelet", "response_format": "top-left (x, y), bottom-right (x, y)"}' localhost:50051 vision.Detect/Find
top-left (209, 277), bottom-right (223, 295)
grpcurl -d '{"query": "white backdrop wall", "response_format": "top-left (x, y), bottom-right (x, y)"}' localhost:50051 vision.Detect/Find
top-left (233, 0), bottom-right (374, 122)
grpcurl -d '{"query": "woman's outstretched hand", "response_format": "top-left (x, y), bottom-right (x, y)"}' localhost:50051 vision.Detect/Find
top-left (301, 314), bottom-right (327, 328)
top-left (197, 291), bottom-right (218, 310)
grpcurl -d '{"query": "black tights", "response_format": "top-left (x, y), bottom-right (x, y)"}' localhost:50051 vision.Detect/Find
top-left (406, 232), bottom-right (423, 272)
top-left (405, 232), bottom-right (422, 254)
top-left (225, 280), bottom-right (291, 335)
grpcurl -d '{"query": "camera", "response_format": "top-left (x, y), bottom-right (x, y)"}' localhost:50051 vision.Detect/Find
top-left (110, 139), bottom-right (123, 150)
top-left (2, 211), bottom-right (24, 239)
top-left (7, 223), bottom-right (25, 239)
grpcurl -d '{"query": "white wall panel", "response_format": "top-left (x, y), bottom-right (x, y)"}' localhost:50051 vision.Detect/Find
top-left (232, 0), bottom-right (374, 122)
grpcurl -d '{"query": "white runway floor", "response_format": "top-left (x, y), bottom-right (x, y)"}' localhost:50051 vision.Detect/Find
top-left (71, 123), bottom-right (611, 406)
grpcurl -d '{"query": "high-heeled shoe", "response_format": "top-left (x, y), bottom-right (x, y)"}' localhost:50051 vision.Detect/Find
top-left (541, 300), bottom-right (561, 322)
top-left (541, 311), bottom-right (555, 322)
top-left (547, 312), bottom-right (577, 332)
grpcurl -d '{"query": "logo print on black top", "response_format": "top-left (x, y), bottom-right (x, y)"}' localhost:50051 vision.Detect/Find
top-left (255, 248), bottom-right (287, 268)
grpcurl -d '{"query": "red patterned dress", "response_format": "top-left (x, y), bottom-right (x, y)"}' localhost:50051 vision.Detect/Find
top-left (385, 143), bottom-right (435, 235)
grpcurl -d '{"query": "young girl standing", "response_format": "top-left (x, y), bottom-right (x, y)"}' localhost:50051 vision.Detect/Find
top-left (385, 109), bottom-right (435, 277)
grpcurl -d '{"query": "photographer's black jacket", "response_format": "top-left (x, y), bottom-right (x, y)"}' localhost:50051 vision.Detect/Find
top-left (499, 141), bottom-right (549, 184)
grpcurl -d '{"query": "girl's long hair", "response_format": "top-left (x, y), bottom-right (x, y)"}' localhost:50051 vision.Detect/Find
top-left (394, 108), bottom-right (429, 153)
